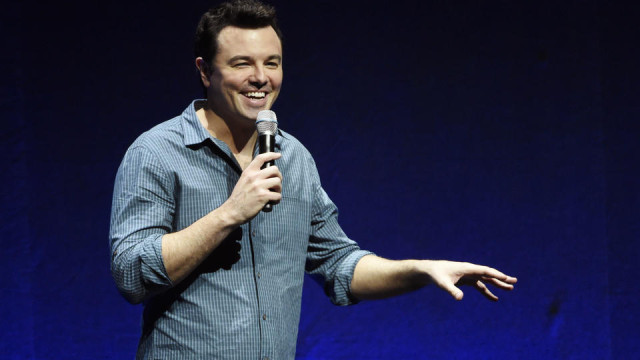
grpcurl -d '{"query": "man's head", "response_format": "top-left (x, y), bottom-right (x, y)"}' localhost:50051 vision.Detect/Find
top-left (195, 0), bottom-right (283, 125)
top-left (195, 0), bottom-right (282, 69)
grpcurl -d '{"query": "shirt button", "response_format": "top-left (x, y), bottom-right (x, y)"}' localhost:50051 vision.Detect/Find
top-left (262, 314), bottom-right (267, 320)
top-left (256, 272), bottom-right (261, 279)
top-left (263, 357), bottom-right (269, 360)
top-left (252, 230), bottom-right (256, 237)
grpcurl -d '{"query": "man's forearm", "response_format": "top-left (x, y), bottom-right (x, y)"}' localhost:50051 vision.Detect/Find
top-left (162, 203), bottom-right (241, 284)
top-left (350, 255), bottom-right (429, 300)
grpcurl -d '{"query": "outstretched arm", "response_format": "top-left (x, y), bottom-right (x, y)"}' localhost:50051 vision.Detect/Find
top-left (350, 255), bottom-right (517, 301)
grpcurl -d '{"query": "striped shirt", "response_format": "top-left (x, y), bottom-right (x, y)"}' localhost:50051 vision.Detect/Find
top-left (109, 100), bottom-right (372, 359)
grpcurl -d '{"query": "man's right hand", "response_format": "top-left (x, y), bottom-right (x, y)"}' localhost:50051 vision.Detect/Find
top-left (222, 152), bottom-right (283, 224)
top-left (160, 154), bottom-right (282, 285)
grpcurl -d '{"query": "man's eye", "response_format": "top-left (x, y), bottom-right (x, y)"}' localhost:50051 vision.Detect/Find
top-left (233, 63), bottom-right (250, 68)
top-left (266, 62), bottom-right (279, 68)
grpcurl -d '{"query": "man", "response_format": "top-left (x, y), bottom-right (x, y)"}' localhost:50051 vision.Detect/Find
top-left (109, 1), bottom-right (517, 358)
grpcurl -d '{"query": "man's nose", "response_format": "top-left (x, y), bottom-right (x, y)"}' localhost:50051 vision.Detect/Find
top-left (249, 66), bottom-right (267, 87)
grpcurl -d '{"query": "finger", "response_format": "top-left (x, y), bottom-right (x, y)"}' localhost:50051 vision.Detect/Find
top-left (260, 165), bottom-right (283, 181)
top-left (250, 152), bottom-right (282, 170)
top-left (437, 280), bottom-right (464, 301)
top-left (469, 264), bottom-right (517, 284)
top-left (248, 165), bottom-right (282, 185)
top-left (474, 280), bottom-right (498, 302)
top-left (265, 191), bottom-right (282, 203)
top-left (484, 273), bottom-right (517, 284)
top-left (481, 276), bottom-right (516, 290)
top-left (260, 177), bottom-right (282, 194)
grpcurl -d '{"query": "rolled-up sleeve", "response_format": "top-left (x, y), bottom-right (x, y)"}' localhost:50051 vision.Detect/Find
top-left (109, 145), bottom-right (174, 304)
top-left (305, 172), bottom-right (374, 306)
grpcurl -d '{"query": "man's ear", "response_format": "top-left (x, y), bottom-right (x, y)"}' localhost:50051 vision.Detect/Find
top-left (195, 57), bottom-right (211, 87)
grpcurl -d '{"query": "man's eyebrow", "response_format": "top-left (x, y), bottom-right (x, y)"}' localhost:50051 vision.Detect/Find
top-left (228, 55), bottom-right (251, 64)
top-left (266, 55), bottom-right (282, 63)
top-left (228, 55), bottom-right (282, 64)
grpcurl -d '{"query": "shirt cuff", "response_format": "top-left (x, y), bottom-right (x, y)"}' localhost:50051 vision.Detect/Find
top-left (140, 233), bottom-right (173, 289)
top-left (331, 250), bottom-right (375, 306)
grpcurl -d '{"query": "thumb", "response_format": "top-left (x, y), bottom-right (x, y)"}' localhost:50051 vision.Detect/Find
top-left (441, 282), bottom-right (464, 301)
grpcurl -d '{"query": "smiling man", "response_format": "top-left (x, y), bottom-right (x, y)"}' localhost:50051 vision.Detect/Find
top-left (109, 1), bottom-right (517, 359)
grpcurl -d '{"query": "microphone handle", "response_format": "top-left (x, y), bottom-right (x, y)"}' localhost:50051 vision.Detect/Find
top-left (259, 133), bottom-right (276, 212)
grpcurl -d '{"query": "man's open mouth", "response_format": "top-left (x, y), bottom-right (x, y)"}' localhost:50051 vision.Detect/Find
top-left (244, 91), bottom-right (266, 99)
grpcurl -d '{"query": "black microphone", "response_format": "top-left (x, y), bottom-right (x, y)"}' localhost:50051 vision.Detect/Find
top-left (256, 110), bottom-right (278, 212)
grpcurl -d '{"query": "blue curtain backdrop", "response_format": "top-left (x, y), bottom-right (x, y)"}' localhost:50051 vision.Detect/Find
top-left (2, 0), bottom-right (639, 358)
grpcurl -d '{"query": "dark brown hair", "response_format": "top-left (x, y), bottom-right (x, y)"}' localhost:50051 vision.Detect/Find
top-left (194, 0), bottom-right (282, 67)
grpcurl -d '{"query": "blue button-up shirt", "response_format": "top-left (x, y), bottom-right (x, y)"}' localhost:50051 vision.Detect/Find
top-left (110, 100), bottom-right (372, 359)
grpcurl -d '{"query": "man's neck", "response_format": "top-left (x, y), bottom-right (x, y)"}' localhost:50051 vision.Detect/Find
top-left (196, 106), bottom-right (257, 169)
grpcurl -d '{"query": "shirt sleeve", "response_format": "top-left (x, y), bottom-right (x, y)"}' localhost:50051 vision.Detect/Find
top-left (109, 145), bottom-right (175, 304)
top-left (305, 164), bottom-right (374, 306)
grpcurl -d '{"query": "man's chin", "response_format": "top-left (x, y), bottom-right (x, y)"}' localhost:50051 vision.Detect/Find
top-left (233, 112), bottom-right (264, 128)
top-left (243, 107), bottom-right (271, 121)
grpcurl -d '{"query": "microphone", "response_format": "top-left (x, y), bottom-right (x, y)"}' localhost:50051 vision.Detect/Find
top-left (256, 110), bottom-right (278, 212)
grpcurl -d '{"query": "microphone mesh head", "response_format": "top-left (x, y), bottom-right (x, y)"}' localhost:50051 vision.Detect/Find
top-left (256, 110), bottom-right (278, 135)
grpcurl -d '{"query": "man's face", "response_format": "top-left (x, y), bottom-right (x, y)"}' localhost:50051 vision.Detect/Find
top-left (205, 26), bottom-right (283, 125)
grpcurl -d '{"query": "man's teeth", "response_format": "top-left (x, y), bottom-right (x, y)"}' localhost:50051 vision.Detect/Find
top-left (245, 92), bottom-right (266, 99)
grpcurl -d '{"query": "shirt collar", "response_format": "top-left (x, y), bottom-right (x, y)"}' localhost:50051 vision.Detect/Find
top-left (182, 99), bottom-right (286, 148)
top-left (182, 100), bottom-right (212, 146)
